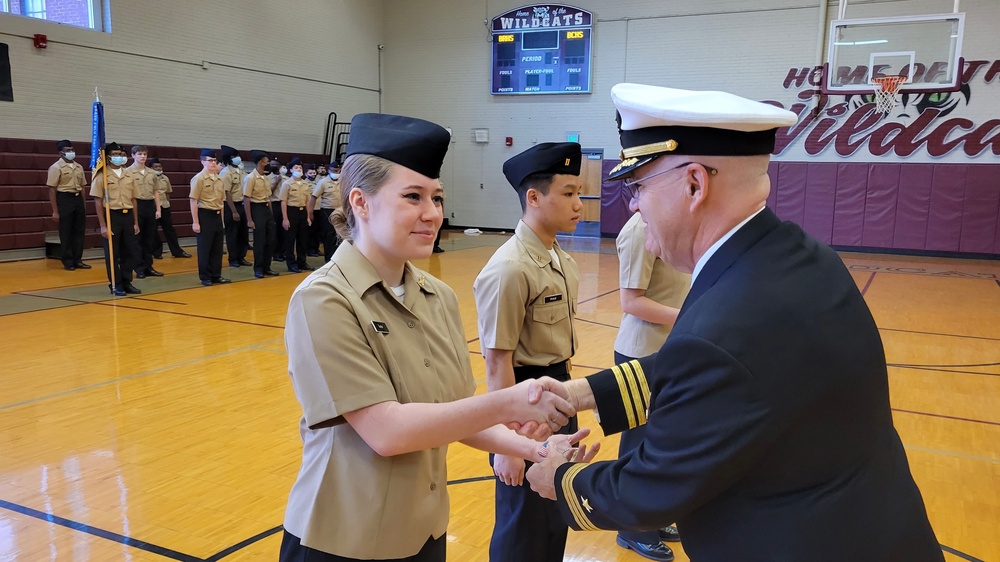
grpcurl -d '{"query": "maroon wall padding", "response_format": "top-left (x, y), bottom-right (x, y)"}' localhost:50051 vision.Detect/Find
top-left (862, 163), bottom-right (900, 248)
top-left (926, 164), bottom-right (968, 252)
top-left (600, 159), bottom-right (631, 236)
top-left (774, 162), bottom-right (807, 230)
top-left (893, 164), bottom-right (934, 250)
top-left (801, 163), bottom-right (838, 243)
top-left (963, 166), bottom-right (1000, 254)
top-left (830, 164), bottom-right (868, 247)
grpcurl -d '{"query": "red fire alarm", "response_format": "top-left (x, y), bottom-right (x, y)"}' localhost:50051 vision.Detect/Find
top-left (33, 34), bottom-right (48, 49)
top-left (505, 136), bottom-right (513, 147)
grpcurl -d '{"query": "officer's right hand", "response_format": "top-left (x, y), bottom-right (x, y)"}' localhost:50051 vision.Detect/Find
top-left (494, 454), bottom-right (526, 487)
top-left (192, 223), bottom-right (201, 234)
top-left (100, 226), bottom-right (108, 239)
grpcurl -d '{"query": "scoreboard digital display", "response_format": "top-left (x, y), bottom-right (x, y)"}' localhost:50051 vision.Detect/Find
top-left (491, 4), bottom-right (593, 95)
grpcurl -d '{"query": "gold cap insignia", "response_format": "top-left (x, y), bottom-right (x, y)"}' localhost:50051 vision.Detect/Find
top-left (609, 157), bottom-right (639, 175)
top-left (564, 158), bottom-right (571, 166)
top-left (417, 274), bottom-right (426, 287)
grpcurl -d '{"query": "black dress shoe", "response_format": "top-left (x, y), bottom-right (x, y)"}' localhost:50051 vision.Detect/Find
top-left (300, 264), bottom-right (315, 271)
top-left (658, 525), bottom-right (680, 543)
top-left (274, 255), bottom-right (285, 262)
top-left (254, 271), bottom-right (265, 278)
top-left (616, 536), bottom-right (674, 561)
top-left (212, 277), bottom-right (232, 284)
top-left (146, 269), bottom-right (164, 277)
top-left (74, 262), bottom-right (92, 269)
top-left (229, 261), bottom-right (241, 268)
top-left (174, 251), bottom-right (192, 258)
top-left (287, 265), bottom-right (301, 273)
top-left (153, 254), bottom-right (163, 260)
top-left (123, 283), bottom-right (142, 294)
top-left (109, 285), bottom-right (126, 296)
top-left (135, 271), bottom-right (146, 279)
top-left (238, 259), bottom-right (253, 266)
top-left (307, 251), bottom-right (320, 257)
top-left (264, 270), bottom-right (280, 277)
top-left (433, 246), bottom-right (444, 253)
top-left (63, 264), bottom-right (76, 271)
top-left (201, 279), bottom-right (213, 286)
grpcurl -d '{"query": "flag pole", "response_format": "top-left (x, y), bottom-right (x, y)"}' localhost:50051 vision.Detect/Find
top-left (94, 90), bottom-right (116, 291)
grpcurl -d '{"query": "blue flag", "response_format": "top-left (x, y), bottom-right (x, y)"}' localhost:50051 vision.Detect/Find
top-left (90, 100), bottom-right (105, 171)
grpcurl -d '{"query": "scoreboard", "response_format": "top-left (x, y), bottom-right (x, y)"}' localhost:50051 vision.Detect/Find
top-left (491, 5), bottom-right (593, 95)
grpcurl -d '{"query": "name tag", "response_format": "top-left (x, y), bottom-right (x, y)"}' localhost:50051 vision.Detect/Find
top-left (372, 321), bottom-right (390, 334)
top-left (544, 293), bottom-right (563, 303)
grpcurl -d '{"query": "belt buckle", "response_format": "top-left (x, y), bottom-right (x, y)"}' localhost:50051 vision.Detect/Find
top-left (123, 209), bottom-right (129, 214)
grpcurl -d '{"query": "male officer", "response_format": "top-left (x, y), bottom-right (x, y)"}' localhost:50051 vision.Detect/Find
top-left (129, 145), bottom-right (164, 278)
top-left (308, 160), bottom-right (341, 262)
top-left (473, 142), bottom-right (583, 562)
top-left (243, 150), bottom-right (279, 278)
top-left (221, 145), bottom-right (251, 268)
top-left (279, 158), bottom-right (314, 273)
top-left (90, 142), bottom-right (141, 296)
top-left (46, 140), bottom-right (90, 271)
top-left (190, 148), bottom-right (230, 286)
top-left (524, 84), bottom-right (943, 562)
top-left (148, 158), bottom-right (190, 258)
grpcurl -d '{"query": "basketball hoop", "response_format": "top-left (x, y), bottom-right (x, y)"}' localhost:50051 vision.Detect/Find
top-left (870, 75), bottom-right (907, 114)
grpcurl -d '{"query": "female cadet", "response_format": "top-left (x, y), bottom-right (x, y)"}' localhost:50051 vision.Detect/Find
top-left (280, 113), bottom-right (595, 562)
top-left (280, 158), bottom-right (313, 273)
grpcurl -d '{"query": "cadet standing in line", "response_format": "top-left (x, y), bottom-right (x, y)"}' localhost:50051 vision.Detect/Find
top-left (46, 140), bottom-right (91, 271)
top-left (91, 142), bottom-right (141, 296)
top-left (612, 210), bottom-right (690, 562)
top-left (473, 142), bottom-right (584, 562)
top-left (190, 148), bottom-right (230, 286)
top-left (243, 150), bottom-right (279, 278)
top-left (129, 145), bottom-right (164, 278)
top-left (280, 158), bottom-right (314, 273)
top-left (271, 158), bottom-right (287, 262)
top-left (308, 160), bottom-right (341, 262)
top-left (221, 145), bottom-right (251, 268)
top-left (304, 163), bottom-right (321, 257)
top-left (148, 158), bottom-right (191, 259)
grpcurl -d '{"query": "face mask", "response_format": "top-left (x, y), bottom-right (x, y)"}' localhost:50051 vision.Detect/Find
top-left (306, 173), bottom-right (316, 180)
top-left (110, 156), bottom-right (128, 166)
top-left (291, 170), bottom-right (303, 179)
top-left (279, 167), bottom-right (288, 175)
top-left (63, 151), bottom-right (76, 161)
top-left (231, 157), bottom-right (242, 166)
top-left (154, 170), bottom-right (163, 176)
top-left (330, 172), bottom-right (340, 180)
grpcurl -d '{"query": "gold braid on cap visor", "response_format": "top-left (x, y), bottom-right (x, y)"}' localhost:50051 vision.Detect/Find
top-left (621, 139), bottom-right (678, 159)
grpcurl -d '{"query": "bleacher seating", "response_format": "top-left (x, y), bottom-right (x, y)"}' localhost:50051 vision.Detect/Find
top-left (0, 137), bottom-right (324, 255)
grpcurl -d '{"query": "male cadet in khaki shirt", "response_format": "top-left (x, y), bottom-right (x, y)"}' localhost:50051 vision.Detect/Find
top-left (473, 142), bottom-right (583, 562)
top-left (242, 150), bottom-right (279, 278)
top-left (90, 142), bottom-right (141, 296)
top-left (220, 145), bottom-right (251, 269)
top-left (279, 158), bottom-right (314, 273)
top-left (148, 158), bottom-right (190, 259)
top-left (189, 148), bottom-right (230, 286)
top-left (308, 160), bottom-right (341, 262)
top-left (129, 145), bottom-right (164, 278)
top-left (46, 140), bottom-right (91, 271)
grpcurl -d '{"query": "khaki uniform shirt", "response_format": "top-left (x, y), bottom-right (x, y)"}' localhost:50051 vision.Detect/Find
top-left (220, 165), bottom-right (246, 203)
top-left (129, 165), bottom-right (158, 200)
top-left (242, 170), bottom-right (272, 203)
top-left (155, 173), bottom-right (172, 209)
top-left (269, 173), bottom-right (282, 202)
top-left (283, 241), bottom-right (476, 558)
top-left (614, 212), bottom-right (691, 358)
top-left (280, 178), bottom-right (312, 208)
top-left (89, 167), bottom-right (136, 210)
top-left (311, 176), bottom-right (341, 210)
top-left (190, 170), bottom-right (225, 210)
top-left (46, 159), bottom-right (86, 194)
top-left (474, 220), bottom-right (579, 367)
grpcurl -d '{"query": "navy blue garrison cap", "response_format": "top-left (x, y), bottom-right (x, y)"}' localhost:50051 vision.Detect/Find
top-left (200, 148), bottom-right (218, 159)
top-left (502, 142), bottom-right (582, 190)
top-left (250, 150), bottom-right (269, 163)
top-left (346, 113), bottom-right (450, 179)
top-left (220, 145), bottom-right (239, 158)
top-left (287, 157), bottom-right (302, 168)
top-left (105, 142), bottom-right (124, 153)
top-left (147, 157), bottom-right (160, 165)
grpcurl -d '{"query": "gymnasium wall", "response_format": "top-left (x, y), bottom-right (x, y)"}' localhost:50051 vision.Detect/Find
top-left (0, 0), bottom-right (384, 153)
top-left (382, 0), bottom-right (1000, 255)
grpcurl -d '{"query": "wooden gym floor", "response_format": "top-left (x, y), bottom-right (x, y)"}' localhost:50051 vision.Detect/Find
top-left (0, 231), bottom-right (997, 562)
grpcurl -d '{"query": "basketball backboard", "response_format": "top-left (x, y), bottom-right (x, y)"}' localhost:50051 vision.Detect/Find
top-left (823, 13), bottom-right (965, 95)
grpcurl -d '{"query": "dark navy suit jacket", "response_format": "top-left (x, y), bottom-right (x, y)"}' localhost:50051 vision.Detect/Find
top-left (554, 208), bottom-right (942, 561)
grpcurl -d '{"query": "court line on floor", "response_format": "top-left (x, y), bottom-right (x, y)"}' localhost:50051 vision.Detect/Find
top-left (576, 317), bottom-right (622, 330)
top-left (204, 525), bottom-right (283, 561)
top-left (860, 271), bottom-right (877, 295)
top-left (892, 408), bottom-right (1000, 428)
top-left (0, 338), bottom-right (284, 411)
top-left (130, 296), bottom-right (190, 305)
top-left (89, 301), bottom-right (285, 330)
top-left (0, 498), bottom-right (201, 562)
top-left (904, 445), bottom-right (1000, 465)
top-left (578, 288), bottom-right (620, 305)
top-left (889, 365), bottom-right (1000, 379)
top-left (880, 327), bottom-right (1000, 342)
top-left (941, 544), bottom-right (986, 562)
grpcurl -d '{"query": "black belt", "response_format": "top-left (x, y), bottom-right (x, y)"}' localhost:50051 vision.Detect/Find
top-left (250, 202), bottom-right (270, 206)
top-left (513, 360), bottom-right (570, 383)
top-left (110, 208), bottom-right (130, 214)
top-left (57, 191), bottom-right (81, 197)
top-left (199, 208), bottom-right (222, 214)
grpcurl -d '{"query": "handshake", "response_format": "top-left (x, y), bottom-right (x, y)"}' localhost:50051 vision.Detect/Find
top-left (503, 376), bottom-right (581, 441)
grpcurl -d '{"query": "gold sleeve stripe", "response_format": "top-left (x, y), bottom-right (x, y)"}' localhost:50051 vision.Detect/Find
top-left (612, 365), bottom-right (638, 428)
top-left (630, 359), bottom-right (651, 410)
top-left (562, 464), bottom-right (600, 531)
top-left (618, 360), bottom-right (645, 426)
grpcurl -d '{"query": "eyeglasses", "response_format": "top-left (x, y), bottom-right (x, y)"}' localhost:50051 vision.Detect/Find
top-left (622, 161), bottom-right (718, 200)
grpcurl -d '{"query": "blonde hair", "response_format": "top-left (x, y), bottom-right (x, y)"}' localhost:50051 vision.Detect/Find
top-left (330, 154), bottom-right (396, 241)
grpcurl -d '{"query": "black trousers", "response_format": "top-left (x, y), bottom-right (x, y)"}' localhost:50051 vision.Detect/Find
top-left (279, 530), bottom-right (445, 562)
top-left (56, 191), bottom-right (86, 267)
top-left (318, 208), bottom-right (339, 262)
top-left (284, 206), bottom-right (309, 268)
top-left (272, 201), bottom-right (285, 259)
top-left (103, 209), bottom-right (140, 287)
top-left (308, 209), bottom-right (322, 253)
top-left (490, 368), bottom-right (577, 562)
top-left (196, 208), bottom-right (224, 282)
top-left (249, 202), bottom-right (275, 274)
top-left (136, 199), bottom-right (158, 272)
top-left (156, 206), bottom-right (184, 257)
top-left (224, 203), bottom-right (249, 263)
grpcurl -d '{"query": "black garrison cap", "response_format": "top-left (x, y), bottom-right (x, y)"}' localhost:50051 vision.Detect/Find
top-left (502, 142), bottom-right (582, 190)
top-left (250, 150), bottom-right (269, 163)
top-left (346, 113), bottom-right (450, 179)
top-left (147, 157), bottom-right (160, 165)
top-left (287, 157), bottom-right (302, 168)
top-left (303, 163), bottom-right (316, 171)
top-left (105, 142), bottom-right (124, 153)
top-left (200, 148), bottom-right (218, 159)
top-left (220, 145), bottom-right (239, 158)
